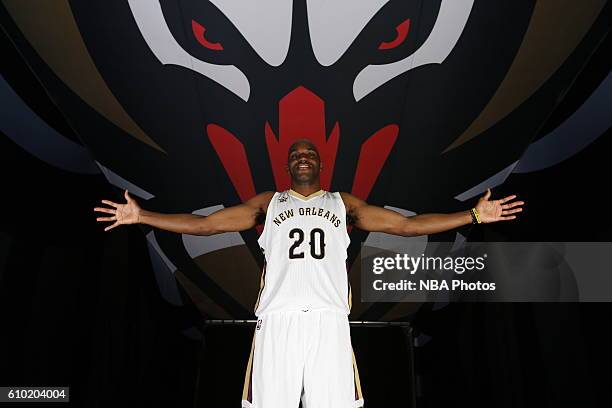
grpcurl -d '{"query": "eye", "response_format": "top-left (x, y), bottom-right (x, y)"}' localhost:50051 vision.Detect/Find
top-left (378, 19), bottom-right (411, 50)
top-left (191, 19), bottom-right (224, 51)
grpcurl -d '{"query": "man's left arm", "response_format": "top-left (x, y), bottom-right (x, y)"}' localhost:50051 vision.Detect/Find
top-left (339, 189), bottom-right (524, 236)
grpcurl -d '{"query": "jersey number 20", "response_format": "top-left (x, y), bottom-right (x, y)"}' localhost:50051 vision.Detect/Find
top-left (288, 228), bottom-right (326, 259)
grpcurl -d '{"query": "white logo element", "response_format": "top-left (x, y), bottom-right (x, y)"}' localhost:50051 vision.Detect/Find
top-left (128, 0), bottom-right (473, 103)
top-left (306, 0), bottom-right (390, 66)
top-left (210, 0), bottom-right (292, 67)
top-left (353, 0), bottom-right (474, 101)
top-left (182, 205), bottom-right (246, 259)
top-left (127, 0), bottom-right (251, 101)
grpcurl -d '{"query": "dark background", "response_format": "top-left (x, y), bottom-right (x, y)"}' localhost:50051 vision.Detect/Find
top-left (1, 9), bottom-right (612, 408)
top-left (2, 129), bottom-right (612, 408)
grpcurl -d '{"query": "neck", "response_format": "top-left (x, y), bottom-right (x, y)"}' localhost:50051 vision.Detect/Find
top-left (290, 182), bottom-right (322, 197)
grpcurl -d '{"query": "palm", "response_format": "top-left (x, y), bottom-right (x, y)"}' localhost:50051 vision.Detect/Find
top-left (94, 190), bottom-right (141, 231)
top-left (115, 202), bottom-right (138, 223)
top-left (475, 189), bottom-right (524, 223)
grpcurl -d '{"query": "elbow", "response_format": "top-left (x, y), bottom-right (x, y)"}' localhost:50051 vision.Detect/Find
top-left (193, 228), bottom-right (209, 236)
top-left (387, 225), bottom-right (418, 237)
top-left (195, 226), bottom-right (218, 236)
top-left (400, 221), bottom-right (423, 237)
top-left (401, 227), bottom-right (421, 237)
top-left (194, 217), bottom-right (216, 236)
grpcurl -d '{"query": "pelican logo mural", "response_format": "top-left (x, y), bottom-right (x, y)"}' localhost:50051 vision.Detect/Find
top-left (1, 0), bottom-right (609, 321)
top-left (127, 0), bottom-right (472, 202)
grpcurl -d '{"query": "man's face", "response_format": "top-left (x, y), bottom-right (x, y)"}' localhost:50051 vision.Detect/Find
top-left (287, 142), bottom-right (322, 184)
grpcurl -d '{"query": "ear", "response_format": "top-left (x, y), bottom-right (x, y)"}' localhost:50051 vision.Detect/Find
top-left (320, 161), bottom-right (324, 171)
top-left (285, 164), bottom-right (289, 173)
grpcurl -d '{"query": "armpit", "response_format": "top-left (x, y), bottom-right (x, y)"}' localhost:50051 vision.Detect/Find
top-left (255, 209), bottom-right (266, 226)
top-left (346, 212), bottom-right (356, 226)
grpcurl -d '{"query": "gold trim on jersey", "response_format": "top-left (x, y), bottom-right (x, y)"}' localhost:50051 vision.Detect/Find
top-left (352, 348), bottom-right (364, 401)
top-left (242, 331), bottom-right (256, 402)
top-left (288, 189), bottom-right (325, 201)
top-left (253, 261), bottom-right (267, 313)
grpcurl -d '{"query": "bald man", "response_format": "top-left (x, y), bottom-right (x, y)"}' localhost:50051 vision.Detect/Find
top-left (95, 139), bottom-right (523, 408)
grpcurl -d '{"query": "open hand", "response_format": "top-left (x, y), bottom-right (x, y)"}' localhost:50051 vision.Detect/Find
top-left (93, 189), bottom-right (141, 231)
top-left (475, 188), bottom-right (524, 223)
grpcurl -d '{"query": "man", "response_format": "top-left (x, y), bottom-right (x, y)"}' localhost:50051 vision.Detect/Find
top-left (94, 139), bottom-right (523, 408)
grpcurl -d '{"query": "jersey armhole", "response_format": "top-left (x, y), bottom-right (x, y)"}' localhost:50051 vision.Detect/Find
top-left (335, 192), bottom-right (352, 248)
top-left (257, 191), bottom-right (279, 251)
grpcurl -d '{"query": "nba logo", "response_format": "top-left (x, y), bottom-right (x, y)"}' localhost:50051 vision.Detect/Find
top-left (256, 319), bottom-right (262, 330)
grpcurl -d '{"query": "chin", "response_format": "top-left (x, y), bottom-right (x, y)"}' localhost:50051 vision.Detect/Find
top-left (291, 174), bottom-right (312, 183)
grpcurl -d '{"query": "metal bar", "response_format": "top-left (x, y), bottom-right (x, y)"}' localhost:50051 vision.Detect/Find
top-left (204, 319), bottom-right (412, 327)
top-left (402, 326), bottom-right (418, 408)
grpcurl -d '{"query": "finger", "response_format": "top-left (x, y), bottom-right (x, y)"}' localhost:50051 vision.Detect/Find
top-left (501, 208), bottom-right (522, 215)
top-left (498, 215), bottom-right (517, 221)
top-left (124, 189), bottom-right (131, 202)
top-left (96, 216), bottom-right (116, 222)
top-left (501, 201), bottom-right (524, 210)
top-left (93, 207), bottom-right (116, 214)
top-left (101, 200), bottom-right (119, 208)
top-left (104, 221), bottom-right (120, 232)
top-left (498, 195), bottom-right (517, 204)
top-left (483, 188), bottom-right (491, 200)
top-left (508, 200), bottom-right (524, 208)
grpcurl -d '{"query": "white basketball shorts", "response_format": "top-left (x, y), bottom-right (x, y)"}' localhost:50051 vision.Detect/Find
top-left (241, 309), bottom-right (364, 408)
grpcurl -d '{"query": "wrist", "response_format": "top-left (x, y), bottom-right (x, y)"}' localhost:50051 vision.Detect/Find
top-left (469, 207), bottom-right (481, 224)
top-left (136, 209), bottom-right (147, 224)
top-left (465, 209), bottom-right (472, 225)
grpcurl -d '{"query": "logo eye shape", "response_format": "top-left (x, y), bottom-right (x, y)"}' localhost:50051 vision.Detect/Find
top-left (191, 19), bottom-right (224, 51)
top-left (378, 18), bottom-right (411, 50)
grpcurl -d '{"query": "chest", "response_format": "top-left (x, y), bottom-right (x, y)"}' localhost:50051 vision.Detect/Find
top-left (266, 195), bottom-right (345, 230)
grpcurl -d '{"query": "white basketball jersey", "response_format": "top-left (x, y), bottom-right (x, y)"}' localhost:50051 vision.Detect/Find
top-left (255, 190), bottom-right (352, 316)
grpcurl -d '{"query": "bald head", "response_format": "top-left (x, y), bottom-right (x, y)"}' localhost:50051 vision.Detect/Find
top-left (286, 138), bottom-right (322, 185)
top-left (288, 139), bottom-right (319, 158)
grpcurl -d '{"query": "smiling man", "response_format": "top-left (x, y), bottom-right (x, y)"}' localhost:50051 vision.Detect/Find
top-left (94, 139), bottom-right (523, 408)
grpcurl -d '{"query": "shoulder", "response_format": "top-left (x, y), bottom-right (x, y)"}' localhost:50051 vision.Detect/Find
top-left (245, 191), bottom-right (276, 211)
top-left (338, 192), bottom-right (367, 208)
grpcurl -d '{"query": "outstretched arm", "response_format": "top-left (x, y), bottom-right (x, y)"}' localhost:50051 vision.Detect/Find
top-left (340, 189), bottom-right (523, 236)
top-left (94, 189), bottom-right (274, 236)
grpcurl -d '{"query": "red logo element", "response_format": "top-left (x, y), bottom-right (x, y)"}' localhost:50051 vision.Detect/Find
top-left (378, 19), bottom-right (411, 50)
top-left (351, 124), bottom-right (398, 200)
top-left (207, 86), bottom-right (399, 234)
top-left (207, 124), bottom-right (262, 234)
top-left (192, 20), bottom-right (224, 51)
top-left (207, 124), bottom-right (256, 203)
top-left (265, 86), bottom-right (339, 191)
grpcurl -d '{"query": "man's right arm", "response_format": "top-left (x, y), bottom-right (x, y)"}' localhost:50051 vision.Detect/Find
top-left (139, 192), bottom-right (275, 236)
top-left (95, 189), bottom-right (275, 235)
